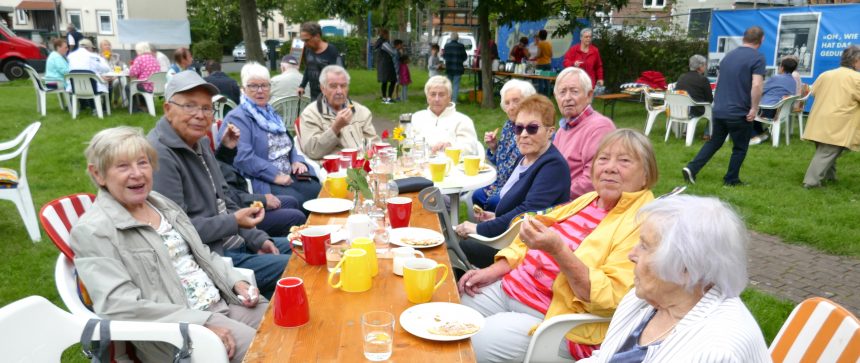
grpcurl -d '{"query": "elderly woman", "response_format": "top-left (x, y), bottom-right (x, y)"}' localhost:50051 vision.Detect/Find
top-left (562, 28), bottom-right (604, 88)
top-left (472, 79), bottom-right (537, 212)
top-left (580, 195), bottom-right (769, 362)
top-left (411, 75), bottom-right (481, 155)
top-left (458, 129), bottom-right (658, 362)
top-left (70, 127), bottom-right (266, 363)
top-left (128, 41), bottom-right (161, 93)
top-left (222, 62), bottom-right (321, 206)
top-left (44, 38), bottom-right (69, 89)
top-left (456, 94), bottom-right (570, 268)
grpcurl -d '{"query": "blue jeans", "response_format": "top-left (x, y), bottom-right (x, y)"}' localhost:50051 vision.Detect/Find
top-left (471, 187), bottom-right (500, 211)
top-left (223, 238), bottom-right (292, 299)
top-left (256, 196), bottom-right (306, 238)
top-left (448, 73), bottom-right (462, 102)
top-left (686, 116), bottom-right (753, 184)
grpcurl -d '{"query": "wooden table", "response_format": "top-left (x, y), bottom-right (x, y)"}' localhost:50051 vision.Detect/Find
top-left (465, 67), bottom-right (558, 102)
top-left (244, 191), bottom-right (476, 362)
top-left (594, 93), bottom-right (634, 119)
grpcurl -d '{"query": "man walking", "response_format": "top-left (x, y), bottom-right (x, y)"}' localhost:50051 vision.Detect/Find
top-left (442, 33), bottom-right (467, 103)
top-left (682, 26), bottom-right (765, 186)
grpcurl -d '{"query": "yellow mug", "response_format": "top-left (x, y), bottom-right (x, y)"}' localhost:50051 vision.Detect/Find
top-left (429, 158), bottom-right (450, 182)
top-left (324, 173), bottom-right (349, 199)
top-left (403, 258), bottom-right (449, 303)
top-left (463, 155), bottom-right (481, 176)
top-left (350, 237), bottom-right (378, 277)
top-left (444, 147), bottom-right (462, 164)
top-left (328, 248), bottom-right (372, 293)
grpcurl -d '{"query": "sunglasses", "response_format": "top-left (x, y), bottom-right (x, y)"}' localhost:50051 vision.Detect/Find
top-left (514, 123), bottom-right (543, 135)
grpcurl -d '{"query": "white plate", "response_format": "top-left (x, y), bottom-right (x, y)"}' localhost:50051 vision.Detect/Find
top-left (303, 198), bottom-right (353, 214)
top-left (288, 225), bottom-right (347, 246)
top-left (400, 302), bottom-right (485, 341)
top-left (456, 163), bottom-right (492, 173)
top-left (389, 227), bottom-right (445, 249)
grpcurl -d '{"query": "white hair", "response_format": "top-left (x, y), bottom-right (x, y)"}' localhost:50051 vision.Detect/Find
top-left (499, 79), bottom-right (536, 110)
top-left (554, 67), bottom-right (593, 96)
top-left (580, 28), bottom-right (593, 37)
top-left (638, 195), bottom-right (749, 298)
top-left (424, 75), bottom-right (452, 97)
top-left (689, 54), bottom-right (707, 71)
top-left (319, 65), bottom-right (351, 88)
top-left (240, 62), bottom-right (271, 87)
top-left (134, 42), bottom-right (152, 55)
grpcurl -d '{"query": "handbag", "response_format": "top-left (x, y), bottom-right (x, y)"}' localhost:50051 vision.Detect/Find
top-left (394, 177), bottom-right (434, 193)
top-left (80, 318), bottom-right (193, 363)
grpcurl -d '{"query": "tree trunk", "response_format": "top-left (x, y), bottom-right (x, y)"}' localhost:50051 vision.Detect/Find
top-left (239, 0), bottom-right (264, 63)
top-left (478, 4), bottom-right (494, 109)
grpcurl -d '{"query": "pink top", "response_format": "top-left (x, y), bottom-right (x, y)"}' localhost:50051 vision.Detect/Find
top-left (129, 53), bottom-right (161, 92)
top-left (552, 106), bottom-right (615, 200)
top-left (502, 201), bottom-right (608, 314)
top-left (399, 63), bottom-right (411, 86)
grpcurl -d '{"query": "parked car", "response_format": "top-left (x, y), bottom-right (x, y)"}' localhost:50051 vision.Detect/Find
top-left (437, 32), bottom-right (476, 67)
top-left (0, 21), bottom-right (48, 79)
top-left (232, 41), bottom-right (268, 62)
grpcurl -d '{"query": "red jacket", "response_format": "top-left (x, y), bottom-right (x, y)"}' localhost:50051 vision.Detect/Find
top-left (562, 44), bottom-right (604, 87)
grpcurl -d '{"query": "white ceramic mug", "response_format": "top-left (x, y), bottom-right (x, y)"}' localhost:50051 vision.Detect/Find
top-left (346, 213), bottom-right (376, 242)
top-left (392, 246), bottom-right (424, 276)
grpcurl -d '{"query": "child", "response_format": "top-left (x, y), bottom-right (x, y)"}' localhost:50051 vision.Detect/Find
top-left (427, 44), bottom-right (442, 77)
top-left (399, 54), bottom-right (412, 102)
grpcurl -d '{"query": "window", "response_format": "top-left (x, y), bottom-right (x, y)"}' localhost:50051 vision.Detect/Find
top-left (96, 11), bottom-right (113, 35)
top-left (643, 0), bottom-right (665, 9)
top-left (278, 23), bottom-right (284, 38)
top-left (67, 10), bottom-right (81, 31)
top-left (688, 8), bottom-right (712, 39)
top-left (16, 9), bottom-right (28, 25)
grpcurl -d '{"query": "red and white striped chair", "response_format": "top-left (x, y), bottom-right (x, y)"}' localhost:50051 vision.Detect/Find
top-left (39, 193), bottom-right (96, 259)
top-left (769, 297), bottom-right (859, 363)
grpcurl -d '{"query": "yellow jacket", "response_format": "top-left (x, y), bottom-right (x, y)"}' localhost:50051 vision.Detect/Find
top-left (495, 189), bottom-right (654, 345)
top-left (803, 66), bottom-right (860, 150)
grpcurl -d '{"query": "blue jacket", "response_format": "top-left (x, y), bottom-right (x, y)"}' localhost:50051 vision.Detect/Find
top-left (476, 144), bottom-right (571, 237)
top-left (221, 106), bottom-right (315, 195)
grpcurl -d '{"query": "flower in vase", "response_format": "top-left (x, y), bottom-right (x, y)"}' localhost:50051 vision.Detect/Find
top-left (381, 129), bottom-right (390, 139)
top-left (392, 126), bottom-right (405, 142)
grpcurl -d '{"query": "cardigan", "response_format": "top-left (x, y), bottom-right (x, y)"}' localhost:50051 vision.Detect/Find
top-left (412, 103), bottom-right (481, 156)
top-left (495, 189), bottom-right (654, 345)
top-left (476, 144), bottom-right (570, 237)
top-left (580, 287), bottom-right (770, 362)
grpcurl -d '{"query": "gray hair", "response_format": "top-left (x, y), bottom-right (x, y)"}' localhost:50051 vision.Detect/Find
top-left (840, 45), bottom-right (860, 68)
top-left (554, 67), bottom-right (593, 96)
top-left (580, 28), bottom-right (593, 37)
top-left (240, 62), bottom-right (271, 87)
top-left (134, 42), bottom-right (152, 55)
top-left (499, 79), bottom-right (536, 110)
top-left (689, 55), bottom-right (707, 71)
top-left (638, 195), bottom-right (749, 298)
top-left (319, 65), bottom-right (351, 88)
top-left (84, 126), bottom-right (158, 189)
top-left (424, 75), bottom-right (452, 97)
top-left (450, 32), bottom-right (459, 41)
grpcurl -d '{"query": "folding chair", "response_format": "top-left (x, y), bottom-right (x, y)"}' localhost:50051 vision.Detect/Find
top-left (23, 64), bottom-right (68, 116)
top-left (769, 297), bottom-right (859, 362)
top-left (0, 122), bottom-right (42, 241)
top-left (65, 72), bottom-right (111, 119)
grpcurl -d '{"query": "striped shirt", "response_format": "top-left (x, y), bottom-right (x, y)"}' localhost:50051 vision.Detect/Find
top-left (502, 201), bottom-right (607, 314)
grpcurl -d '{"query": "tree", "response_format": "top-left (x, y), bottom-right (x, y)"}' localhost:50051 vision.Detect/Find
top-left (239, 0), bottom-right (265, 62)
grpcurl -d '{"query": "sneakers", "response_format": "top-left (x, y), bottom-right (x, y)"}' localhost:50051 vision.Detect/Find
top-left (682, 167), bottom-right (696, 184)
top-left (749, 134), bottom-right (769, 145)
top-left (382, 98), bottom-right (393, 104)
top-left (723, 180), bottom-right (747, 187)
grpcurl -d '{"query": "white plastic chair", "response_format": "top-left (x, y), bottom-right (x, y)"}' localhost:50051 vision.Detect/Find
top-left (65, 72), bottom-right (111, 119)
top-left (755, 95), bottom-right (800, 147)
top-left (523, 313), bottom-right (612, 363)
top-left (769, 297), bottom-right (859, 362)
top-left (790, 86), bottom-right (811, 139)
top-left (643, 90), bottom-right (666, 136)
top-left (0, 122), bottom-right (41, 241)
top-left (213, 94), bottom-right (238, 122)
top-left (129, 71), bottom-right (167, 116)
top-left (293, 134), bottom-right (323, 178)
top-left (23, 64), bottom-right (68, 116)
top-left (270, 96), bottom-right (304, 133)
top-left (664, 92), bottom-right (712, 147)
top-left (0, 295), bottom-right (228, 363)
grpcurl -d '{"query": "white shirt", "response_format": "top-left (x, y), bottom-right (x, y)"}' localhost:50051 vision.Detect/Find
top-left (66, 48), bottom-right (110, 93)
top-left (411, 102), bottom-right (481, 156)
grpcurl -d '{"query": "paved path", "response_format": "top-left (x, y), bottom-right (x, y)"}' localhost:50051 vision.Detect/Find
top-left (748, 231), bottom-right (860, 314)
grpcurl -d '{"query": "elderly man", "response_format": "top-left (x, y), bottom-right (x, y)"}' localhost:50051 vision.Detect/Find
top-left (675, 55), bottom-right (714, 119)
top-left (299, 65), bottom-right (379, 160)
top-left (147, 71), bottom-right (291, 299)
top-left (67, 38), bottom-right (111, 112)
top-left (442, 32), bottom-right (467, 102)
top-left (802, 46), bottom-right (860, 189)
top-left (270, 55), bottom-right (304, 100)
top-left (683, 26), bottom-right (766, 186)
top-left (297, 22), bottom-right (343, 100)
top-left (552, 67), bottom-right (616, 200)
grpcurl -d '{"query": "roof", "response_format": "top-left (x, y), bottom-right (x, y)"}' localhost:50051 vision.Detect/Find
top-left (16, 0), bottom-right (57, 11)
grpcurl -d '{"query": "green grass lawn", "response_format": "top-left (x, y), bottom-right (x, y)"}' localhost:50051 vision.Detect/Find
top-left (0, 68), bottom-right (840, 355)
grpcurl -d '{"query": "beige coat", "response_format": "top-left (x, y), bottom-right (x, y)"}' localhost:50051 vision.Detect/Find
top-left (803, 66), bottom-right (860, 150)
top-left (299, 98), bottom-right (379, 161)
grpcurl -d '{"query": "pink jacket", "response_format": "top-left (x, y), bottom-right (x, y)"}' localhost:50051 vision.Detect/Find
top-left (398, 63), bottom-right (411, 86)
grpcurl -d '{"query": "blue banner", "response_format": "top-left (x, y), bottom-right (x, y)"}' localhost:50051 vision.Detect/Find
top-left (497, 19), bottom-right (590, 70)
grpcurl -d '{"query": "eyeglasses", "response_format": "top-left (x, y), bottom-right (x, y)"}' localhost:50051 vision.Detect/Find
top-left (514, 123), bottom-right (543, 135)
top-left (245, 83), bottom-right (271, 91)
top-left (168, 101), bottom-right (215, 116)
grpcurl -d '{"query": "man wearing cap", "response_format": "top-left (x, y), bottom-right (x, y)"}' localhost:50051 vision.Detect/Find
top-left (67, 38), bottom-right (111, 111)
top-left (148, 71), bottom-right (291, 301)
top-left (270, 55), bottom-right (304, 100)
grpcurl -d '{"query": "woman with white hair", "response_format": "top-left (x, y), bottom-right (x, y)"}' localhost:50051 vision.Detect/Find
top-left (128, 41), bottom-right (160, 93)
top-left (222, 62), bottom-right (321, 207)
top-left (579, 195), bottom-right (769, 362)
top-left (472, 79), bottom-right (537, 212)
top-left (562, 28), bottom-right (604, 88)
top-left (411, 75), bottom-right (480, 155)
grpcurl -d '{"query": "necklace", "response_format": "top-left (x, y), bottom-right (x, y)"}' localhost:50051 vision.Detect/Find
top-left (640, 318), bottom-right (679, 346)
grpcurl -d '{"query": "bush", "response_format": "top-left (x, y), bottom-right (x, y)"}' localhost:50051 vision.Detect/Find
top-left (593, 24), bottom-right (707, 91)
top-left (326, 35), bottom-right (366, 69)
top-left (192, 39), bottom-right (223, 63)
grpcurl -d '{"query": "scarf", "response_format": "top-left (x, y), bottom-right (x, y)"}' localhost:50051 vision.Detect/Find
top-left (241, 94), bottom-right (285, 134)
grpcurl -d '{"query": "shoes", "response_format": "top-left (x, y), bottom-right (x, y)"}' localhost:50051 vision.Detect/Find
top-left (682, 167), bottom-right (696, 184)
top-left (702, 135), bottom-right (712, 141)
top-left (382, 98), bottom-right (392, 104)
top-left (749, 134), bottom-right (769, 145)
top-left (803, 183), bottom-right (821, 189)
top-left (723, 180), bottom-right (747, 187)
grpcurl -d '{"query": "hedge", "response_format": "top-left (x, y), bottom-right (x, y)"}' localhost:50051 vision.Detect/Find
top-left (192, 39), bottom-right (223, 63)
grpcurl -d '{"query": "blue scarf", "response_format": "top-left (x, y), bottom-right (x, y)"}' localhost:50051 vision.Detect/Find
top-left (241, 94), bottom-right (285, 134)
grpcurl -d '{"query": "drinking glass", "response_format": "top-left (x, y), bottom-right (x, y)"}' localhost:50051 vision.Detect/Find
top-left (339, 155), bottom-right (352, 171)
top-left (362, 311), bottom-right (394, 361)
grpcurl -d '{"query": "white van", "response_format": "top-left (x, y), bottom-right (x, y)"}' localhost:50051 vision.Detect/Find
top-left (437, 32), bottom-right (476, 67)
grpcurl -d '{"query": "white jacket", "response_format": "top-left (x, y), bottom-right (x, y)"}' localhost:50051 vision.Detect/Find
top-left (412, 103), bottom-right (480, 156)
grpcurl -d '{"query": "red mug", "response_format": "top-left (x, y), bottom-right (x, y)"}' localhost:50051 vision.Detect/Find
top-left (322, 155), bottom-right (340, 173)
top-left (352, 155), bottom-right (366, 169)
top-left (372, 142), bottom-right (391, 154)
top-left (387, 196), bottom-right (412, 229)
top-left (340, 148), bottom-right (358, 162)
top-left (290, 227), bottom-right (329, 265)
top-left (274, 277), bottom-right (310, 328)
